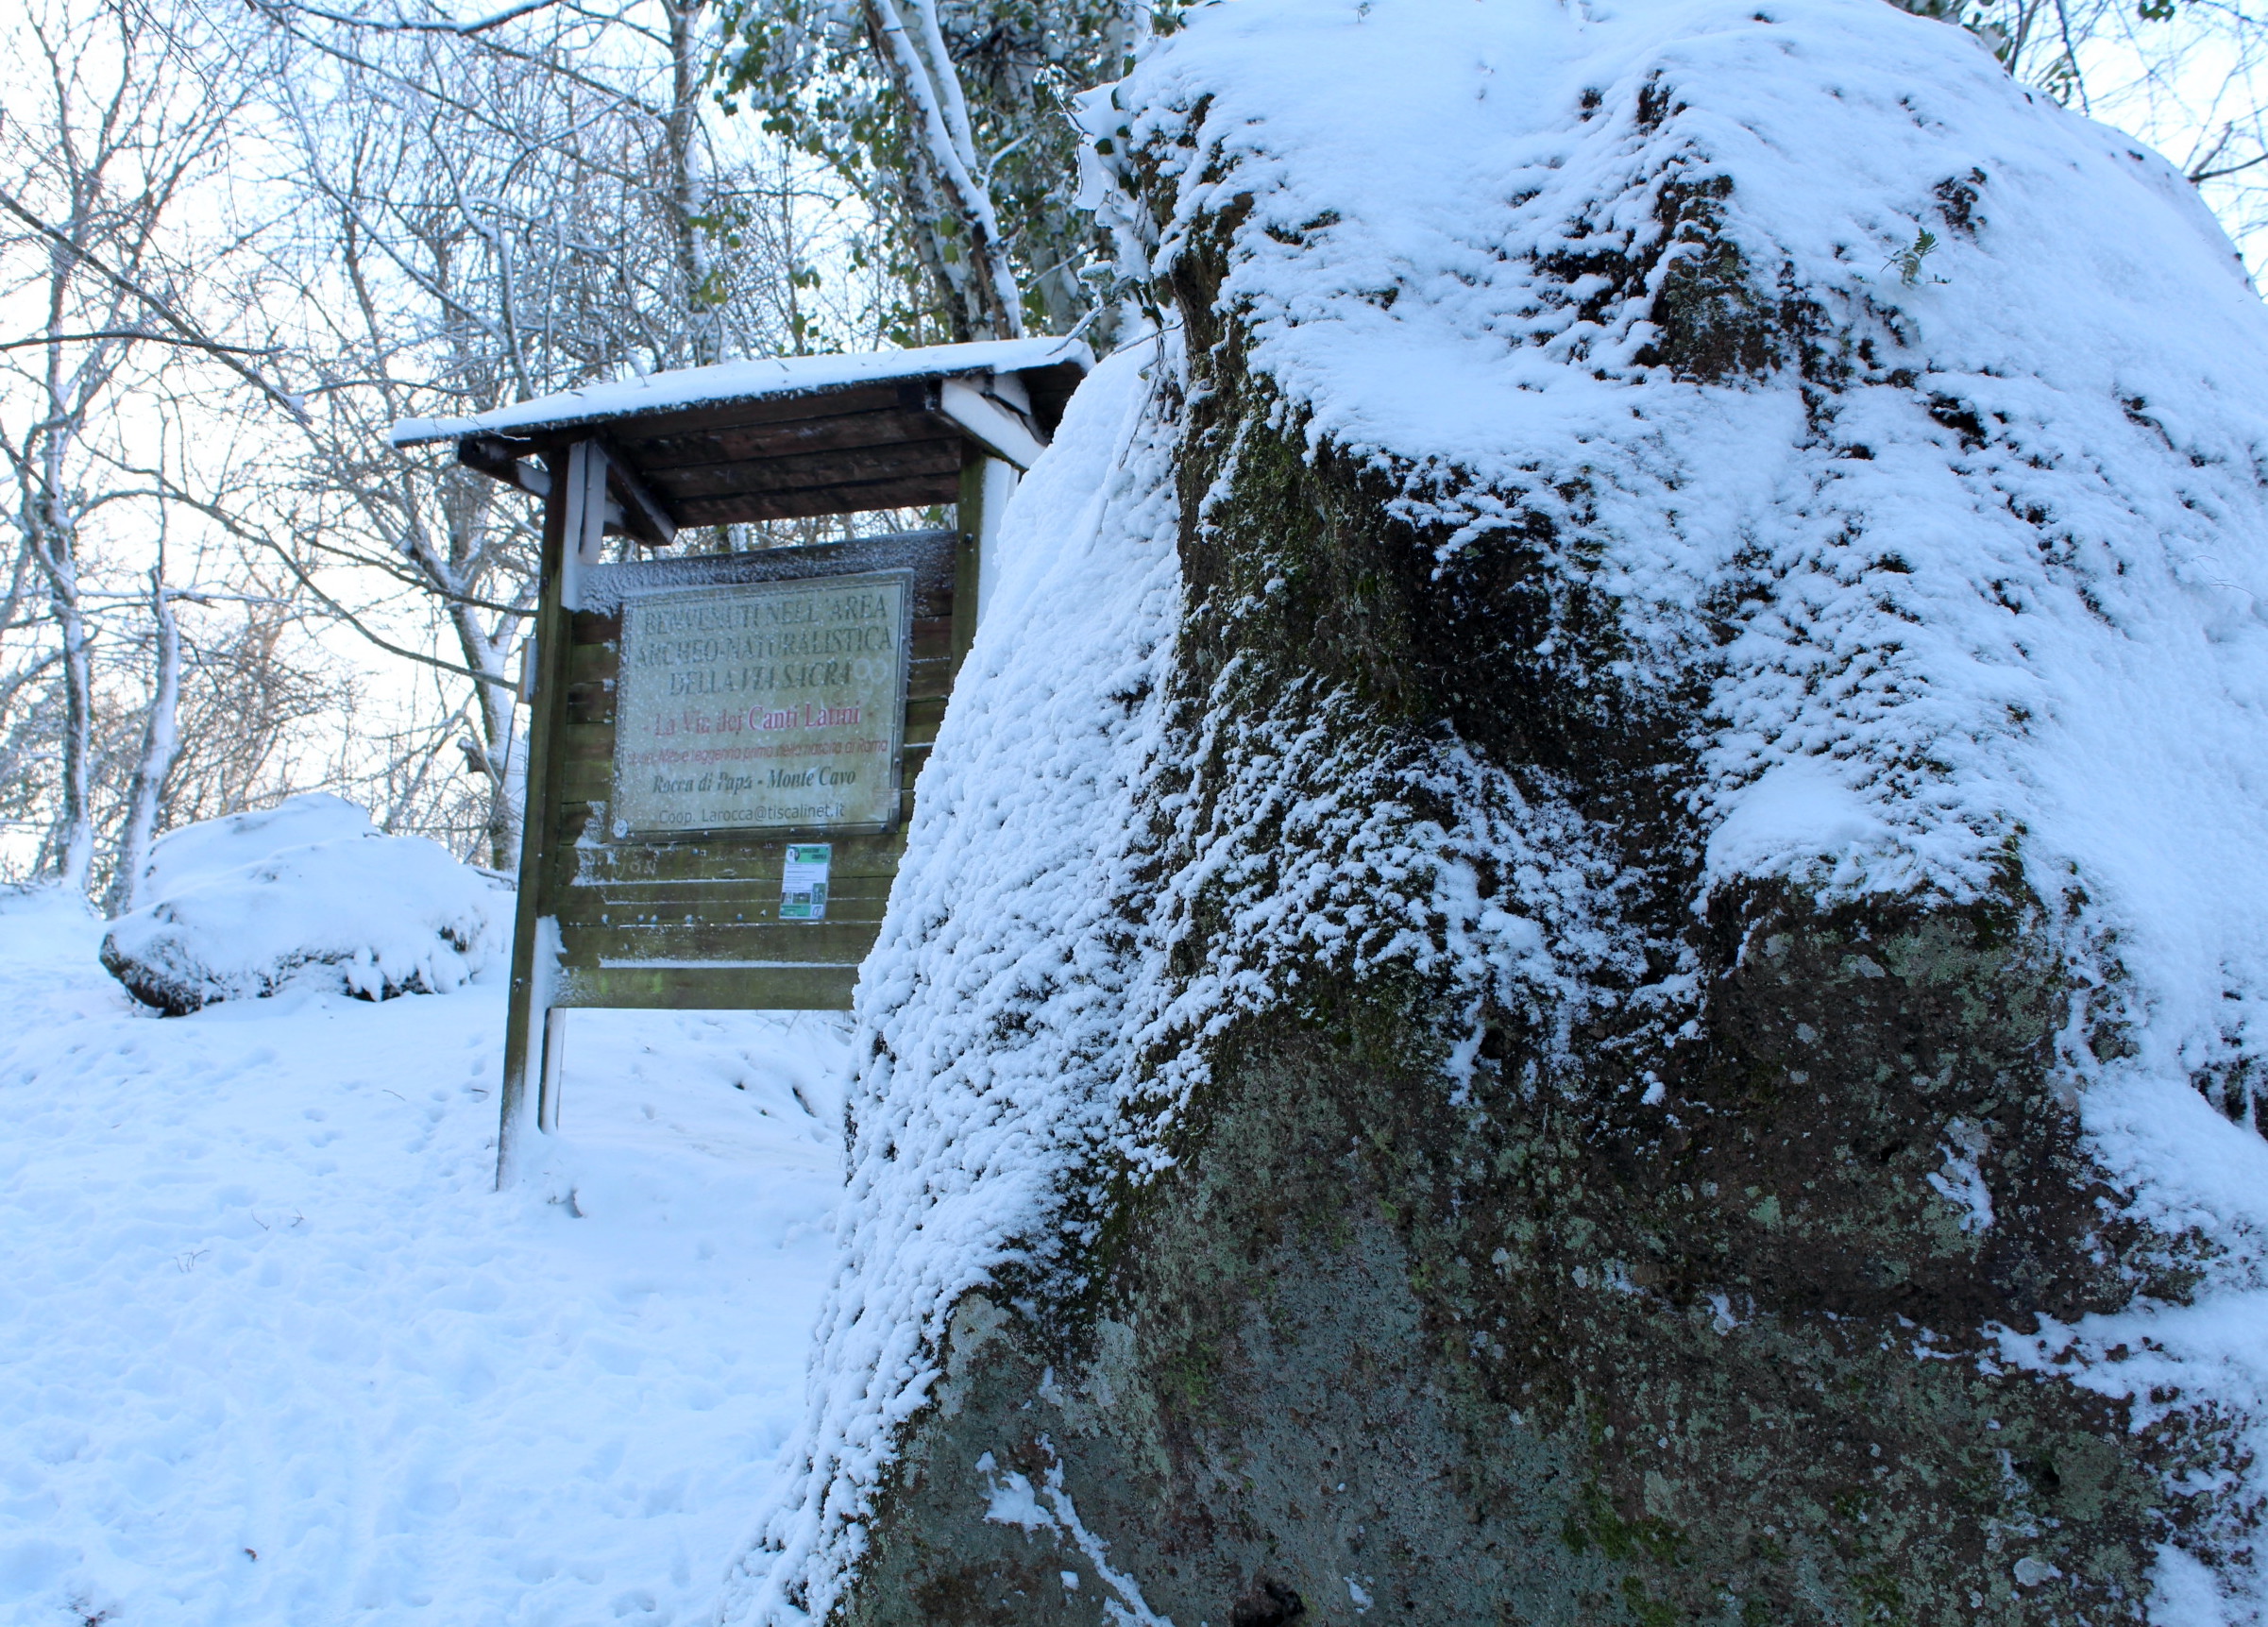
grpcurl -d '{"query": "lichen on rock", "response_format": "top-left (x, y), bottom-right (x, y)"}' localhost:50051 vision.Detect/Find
top-left (720, 1), bottom-right (2268, 1622)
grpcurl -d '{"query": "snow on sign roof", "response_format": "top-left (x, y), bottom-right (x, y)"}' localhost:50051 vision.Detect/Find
top-left (385, 337), bottom-right (1092, 532)
top-left (386, 337), bottom-right (1092, 448)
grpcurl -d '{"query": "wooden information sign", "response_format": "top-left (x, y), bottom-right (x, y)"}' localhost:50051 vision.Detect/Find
top-left (387, 340), bottom-right (1090, 1183)
top-left (611, 569), bottom-right (913, 838)
top-left (545, 531), bottom-right (956, 1020)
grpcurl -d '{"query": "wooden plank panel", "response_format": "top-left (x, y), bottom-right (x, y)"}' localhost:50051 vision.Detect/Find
top-left (565, 829), bottom-right (909, 883)
top-left (646, 439), bottom-right (963, 503)
top-left (598, 381), bottom-right (919, 448)
top-left (561, 873), bottom-right (894, 913)
top-left (560, 920), bottom-right (882, 965)
top-left (568, 643), bottom-right (618, 683)
top-left (565, 871), bottom-right (895, 907)
top-left (557, 922), bottom-right (880, 962)
top-left (674, 474), bottom-right (960, 527)
top-left (909, 619), bottom-right (951, 665)
top-left (555, 962), bottom-right (859, 1010)
top-left (561, 759), bottom-right (615, 802)
top-left (565, 862), bottom-right (893, 903)
top-left (565, 685), bottom-right (614, 720)
top-left (631, 408), bottom-right (956, 473)
top-left (558, 889), bottom-right (890, 922)
top-left (563, 897), bottom-right (889, 936)
top-left (906, 652), bottom-right (952, 686)
top-left (560, 723), bottom-right (618, 764)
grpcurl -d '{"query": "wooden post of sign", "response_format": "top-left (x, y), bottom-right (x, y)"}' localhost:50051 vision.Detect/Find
top-left (497, 440), bottom-right (601, 1187)
top-left (954, 455), bottom-right (984, 675)
top-left (953, 450), bottom-right (1017, 674)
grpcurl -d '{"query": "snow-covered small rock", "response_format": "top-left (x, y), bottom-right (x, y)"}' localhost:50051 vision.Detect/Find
top-left (99, 794), bottom-right (508, 1015)
top-left (134, 789), bottom-right (378, 899)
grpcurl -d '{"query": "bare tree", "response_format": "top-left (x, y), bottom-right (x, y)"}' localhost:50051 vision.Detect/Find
top-left (0, 0), bottom-right (292, 895)
top-left (108, 548), bottom-right (181, 914)
top-left (189, 0), bottom-right (876, 866)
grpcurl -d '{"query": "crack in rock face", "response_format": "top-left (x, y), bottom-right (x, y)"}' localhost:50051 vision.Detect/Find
top-left (1227, 1577), bottom-right (1307, 1626)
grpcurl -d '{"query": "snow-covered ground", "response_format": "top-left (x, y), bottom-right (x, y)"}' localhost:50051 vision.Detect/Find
top-left (0, 886), bottom-right (847, 1626)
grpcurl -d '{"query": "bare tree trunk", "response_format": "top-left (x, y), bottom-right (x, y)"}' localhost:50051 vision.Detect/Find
top-left (857, 0), bottom-right (1026, 339)
top-left (23, 188), bottom-right (103, 898)
top-left (109, 556), bottom-right (179, 914)
top-left (441, 586), bottom-right (520, 869)
top-left (665, 0), bottom-right (720, 366)
top-left (28, 480), bottom-right (94, 896)
top-left (48, 596), bottom-right (94, 892)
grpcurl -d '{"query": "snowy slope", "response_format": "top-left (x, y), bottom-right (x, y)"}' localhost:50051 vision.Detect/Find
top-left (717, 342), bottom-right (1183, 1624)
top-left (0, 887), bottom-right (847, 1627)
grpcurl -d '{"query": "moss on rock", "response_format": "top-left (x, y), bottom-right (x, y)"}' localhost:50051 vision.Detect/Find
top-left (841, 905), bottom-right (2192, 1623)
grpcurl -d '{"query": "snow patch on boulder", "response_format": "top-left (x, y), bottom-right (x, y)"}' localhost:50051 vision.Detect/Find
top-left (100, 794), bottom-right (507, 1015)
top-left (135, 789), bottom-right (377, 899)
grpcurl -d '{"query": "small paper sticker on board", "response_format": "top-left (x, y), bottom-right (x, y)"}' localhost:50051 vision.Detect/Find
top-left (781, 843), bottom-right (832, 922)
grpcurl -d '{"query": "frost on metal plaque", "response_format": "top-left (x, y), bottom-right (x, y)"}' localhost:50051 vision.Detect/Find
top-left (611, 570), bottom-right (911, 838)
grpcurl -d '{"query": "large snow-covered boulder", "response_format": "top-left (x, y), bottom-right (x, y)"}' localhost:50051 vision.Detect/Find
top-left (101, 794), bottom-right (506, 1015)
top-left (722, 1), bottom-right (2268, 1624)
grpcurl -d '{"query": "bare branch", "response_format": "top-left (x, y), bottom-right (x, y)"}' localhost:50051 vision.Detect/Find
top-left (0, 188), bottom-right (308, 421)
top-left (261, 0), bottom-right (570, 38)
top-left (0, 330), bottom-right (284, 356)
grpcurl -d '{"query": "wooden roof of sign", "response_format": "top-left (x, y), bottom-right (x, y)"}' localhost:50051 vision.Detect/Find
top-left (388, 337), bottom-right (1092, 535)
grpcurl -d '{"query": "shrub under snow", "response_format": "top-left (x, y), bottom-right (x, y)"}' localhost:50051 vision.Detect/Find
top-left (100, 794), bottom-right (507, 1015)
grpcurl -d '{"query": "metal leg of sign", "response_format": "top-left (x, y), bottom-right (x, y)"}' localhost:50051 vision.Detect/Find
top-left (496, 439), bottom-right (604, 1188)
top-left (536, 1008), bottom-right (567, 1133)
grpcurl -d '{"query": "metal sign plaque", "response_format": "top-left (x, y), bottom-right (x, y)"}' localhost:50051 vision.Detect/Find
top-left (610, 568), bottom-right (911, 837)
